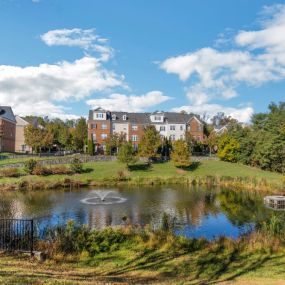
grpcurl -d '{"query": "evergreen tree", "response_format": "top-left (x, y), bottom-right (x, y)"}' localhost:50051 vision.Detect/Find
top-left (171, 139), bottom-right (191, 168)
top-left (138, 126), bottom-right (161, 162)
top-left (87, 139), bottom-right (94, 155)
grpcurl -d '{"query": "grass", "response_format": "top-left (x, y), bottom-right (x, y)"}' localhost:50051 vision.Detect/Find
top-left (1, 235), bottom-right (285, 285)
top-left (0, 159), bottom-right (283, 192)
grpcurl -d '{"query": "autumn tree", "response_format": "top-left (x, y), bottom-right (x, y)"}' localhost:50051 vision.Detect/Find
top-left (138, 125), bottom-right (161, 162)
top-left (105, 133), bottom-right (126, 155)
top-left (171, 139), bottom-right (191, 168)
top-left (217, 134), bottom-right (240, 162)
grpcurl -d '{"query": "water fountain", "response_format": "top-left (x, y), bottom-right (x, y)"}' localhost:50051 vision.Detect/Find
top-left (80, 190), bottom-right (127, 205)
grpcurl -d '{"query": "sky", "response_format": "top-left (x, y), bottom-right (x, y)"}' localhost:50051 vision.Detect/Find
top-left (0, 0), bottom-right (285, 122)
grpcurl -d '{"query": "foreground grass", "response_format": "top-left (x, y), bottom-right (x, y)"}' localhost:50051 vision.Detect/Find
top-left (0, 160), bottom-right (283, 192)
top-left (1, 238), bottom-right (285, 284)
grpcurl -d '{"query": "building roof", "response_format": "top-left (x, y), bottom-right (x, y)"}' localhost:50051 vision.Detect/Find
top-left (88, 109), bottom-right (204, 125)
top-left (0, 106), bottom-right (16, 123)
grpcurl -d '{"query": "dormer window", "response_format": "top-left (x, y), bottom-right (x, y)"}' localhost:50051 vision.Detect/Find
top-left (96, 113), bottom-right (103, 118)
top-left (112, 114), bottom-right (116, 120)
top-left (122, 114), bottom-right (127, 121)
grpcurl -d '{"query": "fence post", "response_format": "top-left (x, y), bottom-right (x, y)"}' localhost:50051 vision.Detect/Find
top-left (30, 219), bottom-right (34, 256)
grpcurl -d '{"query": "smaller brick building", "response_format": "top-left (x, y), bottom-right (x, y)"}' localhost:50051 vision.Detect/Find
top-left (0, 106), bottom-right (16, 152)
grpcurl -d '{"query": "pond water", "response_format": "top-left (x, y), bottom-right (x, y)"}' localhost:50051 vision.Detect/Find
top-left (0, 186), bottom-right (273, 239)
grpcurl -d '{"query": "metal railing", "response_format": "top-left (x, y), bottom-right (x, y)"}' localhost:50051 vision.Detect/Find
top-left (0, 219), bottom-right (34, 254)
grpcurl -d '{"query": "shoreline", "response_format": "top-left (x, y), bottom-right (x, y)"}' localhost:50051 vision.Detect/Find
top-left (0, 174), bottom-right (283, 193)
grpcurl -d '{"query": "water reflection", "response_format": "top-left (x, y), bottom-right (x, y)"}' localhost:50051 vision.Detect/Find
top-left (0, 186), bottom-right (271, 239)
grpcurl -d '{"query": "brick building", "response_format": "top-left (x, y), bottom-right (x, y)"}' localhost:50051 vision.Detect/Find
top-left (88, 108), bottom-right (204, 152)
top-left (0, 106), bottom-right (16, 152)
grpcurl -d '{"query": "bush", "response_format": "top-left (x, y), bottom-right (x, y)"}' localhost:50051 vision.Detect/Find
top-left (32, 165), bottom-right (52, 176)
top-left (24, 159), bottom-right (38, 174)
top-left (116, 170), bottom-right (129, 181)
top-left (0, 167), bottom-right (20, 178)
top-left (51, 165), bottom-right (73, 175)
top-left (70, 158), bottom-right (83, 173)
top-left (86, 228), bottom-right (128, 256)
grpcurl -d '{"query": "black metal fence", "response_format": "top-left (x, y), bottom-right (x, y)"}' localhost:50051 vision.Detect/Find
top-left (0, 219), bottom-right (34, 254)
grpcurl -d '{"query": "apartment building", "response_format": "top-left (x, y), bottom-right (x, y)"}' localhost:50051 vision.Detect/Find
top-left (0, 106), bottom-right (16, 152)
top-left (88, 108), bottom-right (204, 152)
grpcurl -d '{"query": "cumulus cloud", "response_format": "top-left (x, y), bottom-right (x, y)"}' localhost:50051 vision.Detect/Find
top-left (172, 104), bottom-right (254, 123)
top-left (86, 91), bottom-right (171, 112)
top-left (0, 57), bottom-right (125, 119)
top-left (41, 28), bottom-right (114, 61)
top-left (160, 4), bottom-right (285, 122)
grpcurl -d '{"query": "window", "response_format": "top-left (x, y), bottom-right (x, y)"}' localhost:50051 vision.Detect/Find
top-left (112, 114), bottom-right (116, 120)
top-left (180, 125), bottom-right (184, 131)
top-left (132, 125), bottom-right (138, 131)
top-left (90, 123), bottom-right (96, 129)
top-left (101, 124), bottom-right (107, 130)
top-left (160, 126), bottom-right (166, 131)
top-left (155, 116), bottom-right (161, 121)
top-left (198, 125), bottom-right (202, 131)
top-left (96, 113), bottom-right (104, 119)
top-left (131, 135), bottom-right (138, 142)
top-left (122, 114), bottom-right (127, 120)
top-left (112, 124), bottom-right (116, 130)
top-left (133, 144), bottom-right (138, 151)
top-left (92, 133), bottom-right (96, 141)
top-left (170, 135), bottom-right (175, 141)
top-left (101, 134), bottom-right (108, 139)
top-left (170, 125), bottom-right (175, 131)
top-left (180, 135), bottom-right (184, 140)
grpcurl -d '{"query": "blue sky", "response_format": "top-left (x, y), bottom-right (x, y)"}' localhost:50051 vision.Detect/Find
top-left (0, 0), bottom-right (284, 122)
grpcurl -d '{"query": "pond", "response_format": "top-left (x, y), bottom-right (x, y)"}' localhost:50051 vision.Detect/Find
top-left (0, 186), bottom-right (273, 240)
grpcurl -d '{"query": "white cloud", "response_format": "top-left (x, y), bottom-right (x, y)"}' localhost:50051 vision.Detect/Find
top-left (41, 28), bottom-right (114, 61)
top-left (160, 4), bottom-right (285, 122)
top-left (86, 91), bottom-right (171, 112)
top-left (0, 57), bottom-right (125, 119)
top-left (172, 104), bottom-right (254, 123)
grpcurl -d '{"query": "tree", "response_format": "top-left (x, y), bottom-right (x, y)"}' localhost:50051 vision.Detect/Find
top-left (204, 131), bottom-right (218, 156)
top-left (105, 133), bottom-right (126, 155)
top-left (138, 126), bottom-right (161, 162)
top-left (87, 139), bottom-right (94, 156)
top-left (24, 125), bottom-right (42, 153)
top-left (73, 117), bottom-right (87, 151)
top-left (171, 139), bottom-right (191, 168)
top-left (217, 134), bottom-right (240, 162)
top-left (117, 142), bottom-right (137, 167)
top-left (211, 112), bottom-right (237, 128)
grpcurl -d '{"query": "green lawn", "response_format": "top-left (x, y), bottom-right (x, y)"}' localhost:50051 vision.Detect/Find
top-left (0, 160), bottom-right (283, 190)
top-left (1, 241), bottom-right (285, 285)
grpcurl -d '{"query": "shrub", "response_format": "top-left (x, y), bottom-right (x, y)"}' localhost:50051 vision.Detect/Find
top-left (51, 165), bottom-right (73, 175)
top-left (0, 167), bottom-right (20, 178)
top-left (32, 165), bottom-right (52, 176)
top-left (116, 170), bottom-right (129, 181)
top-left (86, 228), bottom-right (128, 256)
top-left (24, 159), bottom-right (38, 174)
top-left (70, 158), bottom-right (83, 173)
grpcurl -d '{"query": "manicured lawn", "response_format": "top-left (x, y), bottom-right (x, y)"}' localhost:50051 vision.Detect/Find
top-left (0, 159), bottom-right (283, 188)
